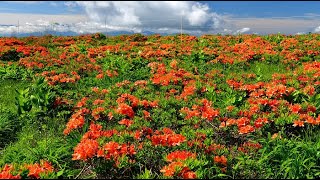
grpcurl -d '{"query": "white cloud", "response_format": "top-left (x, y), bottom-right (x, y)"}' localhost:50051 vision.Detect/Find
top-left (74, 1), bottom-right (224, 33)
top-left (314, 26), bottom-right (320, 33)
top-left (235, 27), bottom-right (250, 34)
top-left (64, 1), bottom-right (77, 8)
top-left (296, 32), bottom-right (306, 35)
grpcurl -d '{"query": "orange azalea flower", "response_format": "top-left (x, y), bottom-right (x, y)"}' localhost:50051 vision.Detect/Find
top-left (214, 155), bottom-right (227, 166)
top-left (237, 117), bottom-right (250, 127)
top-left (118, 119), bottom-right (134, 127)
top-left (133, 130), bottom-right (142, 140)
top-left (201, 108), bottom-right (219, 121)
top-left (160, 161), bottom-right (184, 177)
top-left (226, 118), bottom-right (237, 126)
top-left (290, 104), bottom-right (301, 114)
top-left (179, 167), bottom-right (197, 179)
top-left (63, 114), bottom-right (85, 135)
top-left (162, 127), bottom-right (174, 134)
top-left (151, 130), bottom-right (186, 147)
top-left (149, 100), bottom-right (159, 108)
top-left (117, 94), bottom-right (140, 108)
top-left (102, 129), bottom-right (118, 138)
top-left (305, 115), bottom-right (316, 125)
top-left (170, 59), bottom-right (178, 69)
top-left (101, 141), bottom-right (121, 159)
top-left (108, 112), bottom-right (113, 120)
top-left (99, 141), bottom-right (135, 161)
top-left (226, 105), bottom-right (235, 112)
top-left (25, 160), bottom-right (54, 179)
top-left (96, 73), bottom-right (104, 79)
top-left (93, 99), bottom-right (105, 105)
top-left (238, 125), bottom-right (255, 134)
top-left (316, 115), bottom-right (320, 125)
top-left (75, 97), bottom-right (88, 108)
top-left (116, 103), bottom-right (135, 118)
top-left (254, 118), bottom-right (268, 128)
top-left (91, 107), bottom-right (105, 120)
top-left (307, 105), bottom-right (316, 113)
top-left (92, 87), bottom-right (100, 93)
top-left (142, 110), bottom-right (151, 120)
top-left (293, 120), bottom-right (304, 127)
top-left (0, 164), bottom-right (21, 179)
top-left (166, 150), bottom-right (196, 162)
top-left (101, 88), bottom-right (109, 94)
top-left (219, 122), bottom-right (226, 128)
top-left (271, 133), bottom-right (282, 139)
top-left (72, 139), bottom-right (99, 161)
top-left (250, 104), bottom-right (260, 113)
top-left (82, 123), bottom-right (103, 140)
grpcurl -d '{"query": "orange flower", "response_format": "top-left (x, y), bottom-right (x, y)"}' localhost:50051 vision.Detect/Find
top-left (118, 119), bottom-right (134, 127)
top-left (170, 60), bottom-right (178, 69)
top-left (237, 117), bottom-right (250, 127)
top-left (290, 104), bottom-right (301, 114)
top-left (92, 87), bottom-right (100, 93)
top-left (142, 110), bottom-right (151, 120)
top-left (254, 118), bottom-right (268, 128)
top-left (108, 112), bottom-right (113, 120)
top-left (116, 103), bottom-right (135, 118)
top-left (293, 120), bottom-right (304, 127)
top-left (271, 133), bottom-right (282, 139)
top-left (160, 161), bottom-right (184, 177)
top-left (0, 164), bottom-right (21, 179)
top-left (239, 125), bottom-right (255, 134)
top-left (166, 150), bottom-right (196, 162)
top-left (151, 131), bottom-right (186, 147)
top-left (179, 167), bottom-right (197, 179)
top-left (226, 118), bottom-right (237, 126)
top-left (93, 99), bottom-right (105, 105)
top-left (226, 105), bottom-right (235, 112)
top-left (63, 114), bottom-right (85, 135)
top-left (96, 73), bottom-right (104, 79)
top-left (72, 139), bottom-right (99, 161)
top-left (214, 155), bottom-right (227, 166)
top-left (91, 107), bottom-right (105, 120)
top-left (25, 160), bottom-right (54, 179)
top-left (101, 89), bottom-right (109, 94)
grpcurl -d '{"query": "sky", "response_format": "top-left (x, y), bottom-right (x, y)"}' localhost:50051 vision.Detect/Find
top-left (0, 1), bottom-right (320, 36)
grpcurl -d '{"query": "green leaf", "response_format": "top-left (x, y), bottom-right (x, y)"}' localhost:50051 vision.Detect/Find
top-left (57, 170), bottom-right (64, 177)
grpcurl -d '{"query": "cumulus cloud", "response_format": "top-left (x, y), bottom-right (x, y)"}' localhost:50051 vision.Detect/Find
top-left (74, 1), bottom-right (225, 34)
top-left (234, 27), bottom-right (250, 34)
top-left (314, 26), bottom-right (320, 33)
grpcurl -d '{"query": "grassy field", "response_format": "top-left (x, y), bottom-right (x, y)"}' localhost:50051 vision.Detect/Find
top-left (0, 33), bottom-right (320, 179)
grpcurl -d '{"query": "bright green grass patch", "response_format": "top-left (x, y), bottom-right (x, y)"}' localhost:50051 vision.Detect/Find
top-left (0, 79), bottom-right (31, 112)
top-left (233, 128), bottom-right (320, 179)
top-left (0, 79), bottom-right (31, 149)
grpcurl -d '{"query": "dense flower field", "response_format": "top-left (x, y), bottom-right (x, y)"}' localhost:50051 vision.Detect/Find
top-left (0, 33), bottom-right (319, 179)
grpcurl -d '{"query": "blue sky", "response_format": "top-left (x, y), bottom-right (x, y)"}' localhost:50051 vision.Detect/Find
top-left (0, 1), bottom-right (320, 35)
top-left (209, 1), bottom-right (320, 18)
